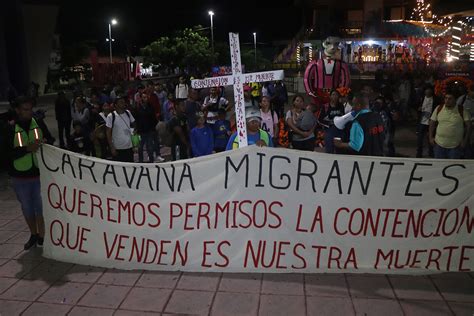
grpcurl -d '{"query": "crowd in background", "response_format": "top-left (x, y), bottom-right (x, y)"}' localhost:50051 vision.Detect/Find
top-left (48, 70), bottom-right (473, 162)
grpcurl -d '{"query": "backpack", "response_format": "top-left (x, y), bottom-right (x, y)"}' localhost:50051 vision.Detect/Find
top-left (204, 95), bottom-right (222, 112)
top-left (111, 110), bottom-right (132, 130)
top-left (435, 104), bottom-right (464, 119)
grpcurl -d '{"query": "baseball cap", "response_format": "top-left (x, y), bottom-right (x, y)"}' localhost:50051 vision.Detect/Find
top-left (245, 107), bottom-right (261, 122)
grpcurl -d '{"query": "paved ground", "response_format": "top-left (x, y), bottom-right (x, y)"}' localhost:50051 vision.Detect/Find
top-left (1, 95), bottom-right (472, 315)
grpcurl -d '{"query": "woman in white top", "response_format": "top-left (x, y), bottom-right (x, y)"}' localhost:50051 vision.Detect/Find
top-left (259, 96), bottom-right (279, 140)
top-left (175, 76), bottom-right (189, 100)
top-left (71, 97), bottom-right (90, 128)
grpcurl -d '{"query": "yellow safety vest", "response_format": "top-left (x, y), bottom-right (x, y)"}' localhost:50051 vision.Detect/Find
top-left (232, 129), bottom-right (269, 149)
top-left (13, 118), bottom-right (43, 171)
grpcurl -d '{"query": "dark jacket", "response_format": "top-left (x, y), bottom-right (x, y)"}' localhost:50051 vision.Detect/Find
top-left (68, 130), bottom-right (92, 154)
top-left (55, 97), bottom-right (72, 122)
top-left (353, 111), bottom-right (385, 156)
top-left (135, 103), bottom-right (157, 134)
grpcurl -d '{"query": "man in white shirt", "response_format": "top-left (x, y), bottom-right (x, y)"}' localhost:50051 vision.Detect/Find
top-left (175, 76), bottom-right (189, 100)
top-left (416, 86), bottom-right (437, 158)
top-left (106, 96), bottom-right (136, 162)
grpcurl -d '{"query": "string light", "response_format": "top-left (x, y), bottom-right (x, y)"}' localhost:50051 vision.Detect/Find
top-left (449, 20), bottom-right (463, 61)
top-left (410, 1), bottom-right (474, 61)
top-left (410, 0), bottom-right (451, 37)
top-left (471, 26), bottom-right (474, 61)
top-left (296, 44), bottom-right (301, 64)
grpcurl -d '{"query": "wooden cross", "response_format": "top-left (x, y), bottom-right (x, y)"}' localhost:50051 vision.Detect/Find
top-left (191, 33), bottom-right (284, 148)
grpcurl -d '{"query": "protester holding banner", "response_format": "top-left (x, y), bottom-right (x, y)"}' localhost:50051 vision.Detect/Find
top-left (226, 108), bottom-right (273, 150)
top-left (6, 96), bottom-right (49, 249)
top-left (334, 93), bottom-right (385, 156)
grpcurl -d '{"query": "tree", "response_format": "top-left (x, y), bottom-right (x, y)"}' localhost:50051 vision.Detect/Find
top-left (215, 41), bottom-right (271, 71)
top-left (60, 41), bottom-right (93, 67)
top-left (141, 26), bottom-right (216, 73)
top-left (141, 36), bottom-right (176, 70)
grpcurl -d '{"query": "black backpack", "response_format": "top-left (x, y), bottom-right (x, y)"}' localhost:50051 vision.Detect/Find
top-left (111, 110), bottom-right (132, 130)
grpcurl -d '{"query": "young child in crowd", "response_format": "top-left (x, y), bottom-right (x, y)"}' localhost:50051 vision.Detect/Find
top-left (190, 112), bottom-right (214, 157)
top-left (212, 109), bottom-right (231, 152)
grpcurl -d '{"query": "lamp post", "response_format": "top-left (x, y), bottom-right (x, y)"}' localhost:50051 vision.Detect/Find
top-left (208, 11), bottom-right (214, 54)
top-left (253, 32), bottom-right (257, 67)
top-left (108, 19), bottom-right (117, 63)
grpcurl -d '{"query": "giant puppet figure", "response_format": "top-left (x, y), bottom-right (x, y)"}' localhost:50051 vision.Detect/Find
top-left (304, 36), bottom-right (350, 103)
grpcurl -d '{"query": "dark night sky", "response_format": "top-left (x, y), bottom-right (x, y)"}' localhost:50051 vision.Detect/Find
top-left (57, 0), bottom-right (301, 55)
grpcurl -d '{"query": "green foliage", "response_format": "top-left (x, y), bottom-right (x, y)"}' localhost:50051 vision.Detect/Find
top-left (141, 26), bottom-right (216, 72)
top-left (60, 41), bottom-right (92, 67)
top-left (142, 26), bottom-right (272, 73)
top-left (141, 36), bottom-right (176, 68)
top-left (214, 41), bottom-right (271, 71)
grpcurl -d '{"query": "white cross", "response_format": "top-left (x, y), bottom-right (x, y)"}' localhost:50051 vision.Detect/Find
top-left (191, 33), bottom-right (284, 148)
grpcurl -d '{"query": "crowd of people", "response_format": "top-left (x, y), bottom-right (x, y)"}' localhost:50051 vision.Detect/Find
top-left (47, 73), bottom-right (473, 162)
top-left (3, 71), bottom-right (473, 251)
top-left (50, 78), bottom-right (288, 162)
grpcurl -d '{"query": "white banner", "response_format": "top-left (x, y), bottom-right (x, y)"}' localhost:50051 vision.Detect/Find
top-left (191, 70), bottom-right (285, 89)
top-left (38, 145), bottom-right (474, 274)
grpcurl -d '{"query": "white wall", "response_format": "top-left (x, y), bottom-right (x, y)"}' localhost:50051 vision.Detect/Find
top-left (22, 4), bottom-right (58, 95)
